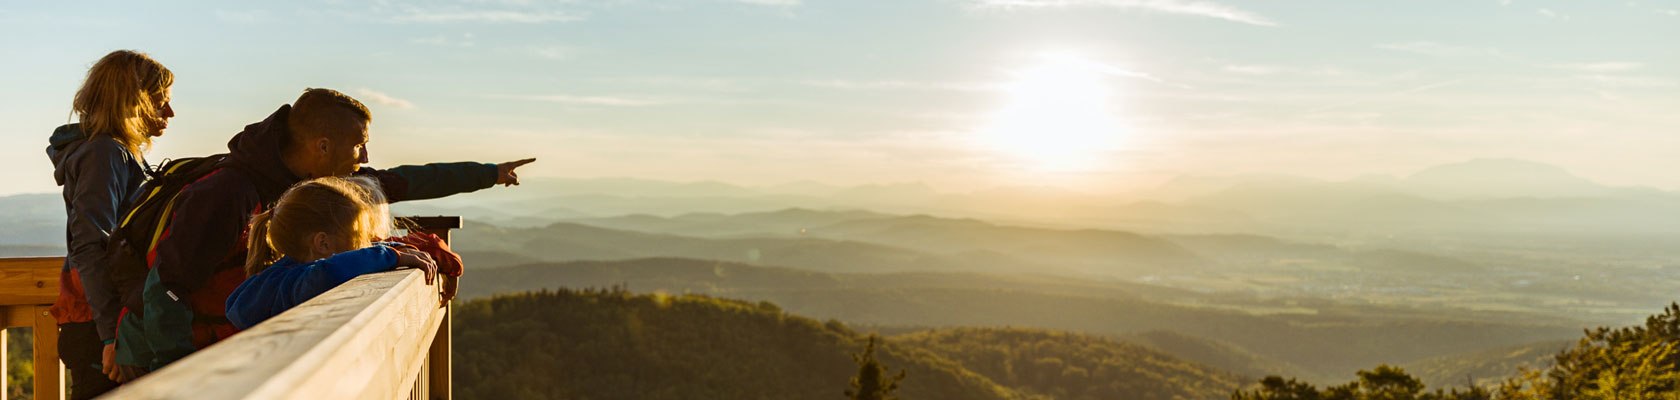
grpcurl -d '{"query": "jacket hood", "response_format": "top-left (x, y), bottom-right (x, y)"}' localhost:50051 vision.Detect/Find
top-left (226, 105), bottom-right (302, 192)
top-left (48, 124), bottom-right (88, 186)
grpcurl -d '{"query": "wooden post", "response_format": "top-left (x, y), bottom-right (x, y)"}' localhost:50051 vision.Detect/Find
top-left (1, 258), bottom-right (63, 400)
top-left (3, 326), bottom-right (8, 400)
top-left (32, 306), bottom-right (63, 400)
top-left (402, 216), bottom-right (460, 400)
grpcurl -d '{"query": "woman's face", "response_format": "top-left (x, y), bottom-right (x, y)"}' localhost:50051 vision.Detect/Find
top-left (150, 88), bottom-right (174, 137)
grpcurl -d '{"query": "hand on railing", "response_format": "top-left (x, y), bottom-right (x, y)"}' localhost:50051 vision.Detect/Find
top-left (395, 247), bottom-right (438, 285)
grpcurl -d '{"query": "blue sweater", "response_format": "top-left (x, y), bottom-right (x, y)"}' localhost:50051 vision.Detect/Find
top-left (225, 244), bottom-right (399, 329)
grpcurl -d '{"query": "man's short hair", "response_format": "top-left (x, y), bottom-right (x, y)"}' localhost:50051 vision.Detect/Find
top-left (288, 88), bottom-right (371, 145)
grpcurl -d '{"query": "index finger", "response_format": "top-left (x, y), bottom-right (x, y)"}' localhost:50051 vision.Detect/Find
top-left (503, 158), bottom-right (537, 168)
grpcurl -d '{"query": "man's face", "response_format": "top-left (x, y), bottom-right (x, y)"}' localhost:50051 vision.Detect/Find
top-left (323, 121), bottom-right (370, 177)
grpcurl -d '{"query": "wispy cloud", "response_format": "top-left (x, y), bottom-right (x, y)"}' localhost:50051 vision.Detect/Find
top-left (1375, 41), bottom-right (1491, 57)
top-left (1577, 74), bottom-right (1678, 88)
top-left (797, 80), bottom-right (1000, 92)
top-left (735, 0), bottom-right (802, 6)
top-left (1222, 64), bottom-right (1346, 76)
top-left (524, 45), bottom-right (574, 60)
top-left (357, 88), bottom-right (415, 109)
top-left (487, 94), bottom-right (665, 107)
top-left (970, 0), bottom-right (1277, 27)
top-left (1306, 79), bottom-right (1465, 113)
top-left (1552, 62), bottom-right (1644, 73)
top-left (1659, 9), bottom-right (1680, 16)
top-left (391, 9), bottom-right (582, 24)
top-left (1536, 8), bottom-right (1569, 20)
top-left (413, 33), bottom-right (476, 47)
top-left (215, 9), bottom-right (268, 24)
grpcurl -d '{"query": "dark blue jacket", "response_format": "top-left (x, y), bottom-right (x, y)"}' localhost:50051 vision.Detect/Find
top-left (47, 124), bottom-right (146, 341)
top-left (225, 244), bottom-right (400, 329)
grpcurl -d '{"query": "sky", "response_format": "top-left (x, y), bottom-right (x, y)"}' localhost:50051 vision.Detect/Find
top-left (1, 0), bottom-right (1676, 196)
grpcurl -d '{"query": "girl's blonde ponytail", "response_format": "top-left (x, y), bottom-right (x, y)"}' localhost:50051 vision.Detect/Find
top-left (244, 210), bottom-right (279, 275)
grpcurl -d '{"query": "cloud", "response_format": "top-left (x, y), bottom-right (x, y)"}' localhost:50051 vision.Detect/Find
top-left (1375, 41), bottom-right (1490, 57)
top-left (970, 0), bottom-right (1277, 27)
top-left (1552, 62), bottom-right (1644, 73)
top-left (215, 9), bottom-right (268, 24)
top-left (413, 33), bottom-right (476, 47)
top-left (1222, 65), bottom-right (1280, 75)
top-left (356, 88), bottom-right (416, 109)
top-left (1536, 8), bottom-right (1569, 20)
top-left (487, 94), bottom-right (665, 107)
top-left (1577, 74), bottom-right (1679, 88)
top-left (1222, 64), bottom-right (1346, 76)
top-left (1307, 79), bottom-right (1464, 113)
top-left (1660, 9), bottom-right (1680, 16)
top-left (525, 45), bottom-right (573, 60)
top-left (391, 9), bottom-right (582, 23)
top-left (797, 80), bottom-right (1001, 92)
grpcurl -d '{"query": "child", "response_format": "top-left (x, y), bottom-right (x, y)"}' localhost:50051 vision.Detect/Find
top-left (225, 177), bottom-right (439, 330)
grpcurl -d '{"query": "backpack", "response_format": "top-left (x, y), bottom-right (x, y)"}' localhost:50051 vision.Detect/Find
top-left (107, 154), bottom-right (229, 317)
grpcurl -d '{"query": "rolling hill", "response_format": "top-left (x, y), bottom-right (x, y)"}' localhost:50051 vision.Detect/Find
top-left (453, 287), bottom-right (1249, 400)
top-left (459, 258), bottom-right (1581, 380)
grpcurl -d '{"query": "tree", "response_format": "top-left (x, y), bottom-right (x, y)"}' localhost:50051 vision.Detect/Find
top-left (1358, 365), bottom-right (1426, 400)
top-left (846, 334), bottom-right (907, 400)
top-left (1232, 365), bottom-right (1490, 400)
top-left (1231, 376), bottom-right (1321, 400)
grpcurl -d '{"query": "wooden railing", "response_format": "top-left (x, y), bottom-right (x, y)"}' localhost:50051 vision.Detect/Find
top-left (1, 256), bottom-right (65, 400)
top-left (0, 216), bottom-right (461, 400)
top-left (103, 216), bottom-right (460, 400)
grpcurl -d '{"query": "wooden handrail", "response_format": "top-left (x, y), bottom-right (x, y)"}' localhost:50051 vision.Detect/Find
top-left (101, 268), bottom-right (447, 399)
top-left (99, 215), bottom-right (463, 400)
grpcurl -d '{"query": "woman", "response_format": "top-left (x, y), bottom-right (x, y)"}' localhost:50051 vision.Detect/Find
top-left (46, 49), bottom-right (174, 398)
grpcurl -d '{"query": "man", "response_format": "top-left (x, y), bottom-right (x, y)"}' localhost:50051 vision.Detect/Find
top-left (114, 88), bottom-right (535, 374)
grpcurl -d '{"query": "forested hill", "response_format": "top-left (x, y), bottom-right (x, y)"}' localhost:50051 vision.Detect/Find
top-left (451, 288), bottom-right (1243, 400)
top-left (452, 287), bottom-right (1025, 400)
top-left (894, 328), bottom-right (1244, 399)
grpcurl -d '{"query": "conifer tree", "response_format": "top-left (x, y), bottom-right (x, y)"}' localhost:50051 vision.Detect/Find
top-left (846, 334), bottom-right (907, 400)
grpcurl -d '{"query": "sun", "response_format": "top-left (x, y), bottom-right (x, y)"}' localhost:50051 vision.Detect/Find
top-left (979, 51), bottom-right (1126, 172)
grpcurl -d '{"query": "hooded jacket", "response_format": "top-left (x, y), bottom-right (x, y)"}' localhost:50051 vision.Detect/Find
top-left (47, 123), bottom-right (147, 342)
top-left (122, 104), bottom-right (500, 369)
top-left (225, 244), bottom-right (401, 330)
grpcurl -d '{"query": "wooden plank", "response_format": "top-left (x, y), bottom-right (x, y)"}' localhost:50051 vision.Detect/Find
top-left (33, 306), bottom-right (64, 400)
top-left (0, 258), bottom-right (61, 306)
top-left (426, 308), bottom-right (451, 400)
top-left (2, 327), bottom-right (8, 400)
top-left (413, 218), bottom-right (454, 400)
top-left (2, 306), bottom-right (34, 329)
top-left (101, 269), bottom-right (447, 400)
top-left (399, 216), bottom-right (462, 234)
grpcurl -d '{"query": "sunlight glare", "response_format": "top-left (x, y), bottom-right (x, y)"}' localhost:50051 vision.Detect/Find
top-left (980, 51), bottom-right (1125, 172)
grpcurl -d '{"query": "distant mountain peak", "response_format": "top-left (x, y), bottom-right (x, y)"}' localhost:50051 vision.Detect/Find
top-left (1406, 158), bottom-right (1581, 181)
top-left (1403, 158), bottom-right (1609, 199)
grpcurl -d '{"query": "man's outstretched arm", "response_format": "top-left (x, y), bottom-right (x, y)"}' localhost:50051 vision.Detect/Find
top-left (362, 158), bottom-right (536, 203)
